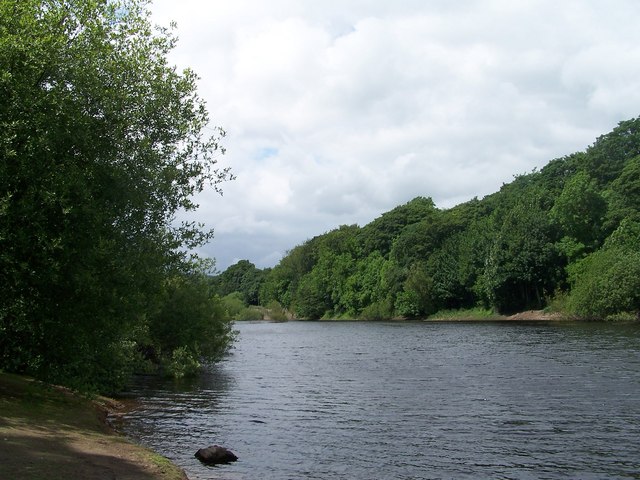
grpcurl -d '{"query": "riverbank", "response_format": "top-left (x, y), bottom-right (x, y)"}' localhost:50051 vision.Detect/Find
top-left (427, 308), bottom-right (569, 321)
top-left (0, 372), bottom-right (187, 480)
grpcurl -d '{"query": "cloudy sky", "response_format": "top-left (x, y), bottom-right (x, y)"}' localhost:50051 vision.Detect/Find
top-left (150, 0), bottom-right (640, 271)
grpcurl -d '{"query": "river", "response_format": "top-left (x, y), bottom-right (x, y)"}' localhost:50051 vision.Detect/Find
top-left (119, 320), bottom-right (640, 479)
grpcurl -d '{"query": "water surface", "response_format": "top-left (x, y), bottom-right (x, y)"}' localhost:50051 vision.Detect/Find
top-left (120, 321), bottom-right (640, 479)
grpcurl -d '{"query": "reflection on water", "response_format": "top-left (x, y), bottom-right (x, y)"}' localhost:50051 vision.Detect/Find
top-left (120, 321), bottom-right (640, 479)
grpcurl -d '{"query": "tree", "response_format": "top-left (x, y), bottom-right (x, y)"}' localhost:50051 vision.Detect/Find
top-left (606, 154), bottom-right (640, 228)
top-left (253, 119), bottom-right (640, 321)
top-left (359, 197), bottom-right (437, 256)
top-left (551, 171), bottom-right (607, 259)
top-left (212, 260), bottom-right (266, 305)
top-left (148, 266), bottom-right (234, 377)
top-left (483, 192), bottom-right (561, 313)
top-left (0, 0), bottom-right (233, 391)
top-left (342, 252), bottom-right (388, 317)
top-left (584, 117), bottom-right (640, 186)
top-left (259, 241), bottom-right (315, 309)
top-left (568, 218), bottom-right (640, 319)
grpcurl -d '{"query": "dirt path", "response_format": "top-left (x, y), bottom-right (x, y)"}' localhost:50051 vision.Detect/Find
top-left (0, 373), bottom-right (187, 480)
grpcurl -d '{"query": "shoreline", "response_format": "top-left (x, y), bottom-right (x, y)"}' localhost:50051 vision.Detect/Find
top-left (428, 309), bottom-right (570, 322)
top-left (0, 372), bottom-right (188, 480)
top-left (253, 309), bottom-right (578, 322)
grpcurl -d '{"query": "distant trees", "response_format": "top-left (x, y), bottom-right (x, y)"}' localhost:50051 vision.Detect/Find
top-left (211, 260), bottom-right (267, 305)
top-left (568, 219), bottom-right (640, 319)
top-left (222, 117), bottom-right (640, 321)
top-left (483, 192), bottom-right (560, 313)
top-left (0, 0), bottom-right (234, 392)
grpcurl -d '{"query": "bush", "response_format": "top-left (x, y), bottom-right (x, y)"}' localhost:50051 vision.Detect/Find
top-left (266, 301), bottom-right (288, 322)
top-left (568, 247), bottom-right (640, 319)
top-left (163, 346), bottom-right (201, 379)
top-left (148, 270), bottom-right (235, 378)
top-left (359, 299), bottom-right (393, 320)
top-left (221, 292), bottom-right (246, 318)
top-left (235, 306), bottom-right (265, 321)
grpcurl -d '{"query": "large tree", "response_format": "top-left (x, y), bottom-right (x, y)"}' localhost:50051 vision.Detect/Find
top-left (0, 0), bottom-right (232, 391)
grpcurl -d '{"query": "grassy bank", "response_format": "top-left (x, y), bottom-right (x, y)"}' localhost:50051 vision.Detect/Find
top-left (0, 372), bottom-right (186, 480)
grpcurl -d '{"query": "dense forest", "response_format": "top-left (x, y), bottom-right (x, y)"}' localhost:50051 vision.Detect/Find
top-left (215, 118), bottom-right (640, 321)
top-left (0, 0), bottom-right (235, 393)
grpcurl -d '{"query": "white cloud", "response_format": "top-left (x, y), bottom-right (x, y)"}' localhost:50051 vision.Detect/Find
top-left (152, 0), bottom-right (640, 270)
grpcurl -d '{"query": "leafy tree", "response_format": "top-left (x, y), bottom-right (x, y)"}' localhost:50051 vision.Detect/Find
top-left (359, 197), bottom-right (437, 256)
top-left (255, 119), bottom-right (640, 321)
top-left (454, 217), bottom-right (496, 307)
top-left (425, 237), bottom-right (470, 311)
top-left (395, 262), bottom-right (434, 317)
top-left (551, 171), bottom-right (607, 258)
top-left (212, 259), bottom-right (266, 305)
top-left (584, 117), bottom-right (640, 186)
top-left (537, 153), bottom-right (584, 199)
top-left (148, 267), bottom-right (234, 374)
top-left (568, 217), bottom-right (640, 320)
top-left (259, 241), bottom-right (315, 309)
top-left (220, 292), bottom-right (247, 318)
top-left (390, 211), bottom-right (464, 269)
top-left (294, 270), bottom-right (331, 319)
top-left (0, 0), bottom-right (232, 391)
top-left (568, 248), bottom-right (640, 319)
top-left (606, 154), bottom-right (640, 228)
top-left (341, 252), bottom-right (387, 317)
top-left (484, 192), bottom-right (561, 313)
top-left (291, 228), bottom-right (360, 319)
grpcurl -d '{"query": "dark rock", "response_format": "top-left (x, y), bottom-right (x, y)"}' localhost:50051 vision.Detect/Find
top-left (194, 445), bottom-right (238, 465)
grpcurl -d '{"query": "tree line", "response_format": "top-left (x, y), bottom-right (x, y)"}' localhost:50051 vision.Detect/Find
top-left (214, 117), bottom-right (640, 321)
top-left (0, 0), bottom-right (235, 393)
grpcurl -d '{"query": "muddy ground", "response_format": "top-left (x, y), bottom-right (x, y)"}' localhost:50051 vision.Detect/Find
top-left (0, 373), bottom-right (187, 480)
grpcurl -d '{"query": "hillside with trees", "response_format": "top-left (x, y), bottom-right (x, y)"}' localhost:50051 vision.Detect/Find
top-left (215, 117), bottom-right (640, 321)
top-left (0, 0), bottom-right (235, 393)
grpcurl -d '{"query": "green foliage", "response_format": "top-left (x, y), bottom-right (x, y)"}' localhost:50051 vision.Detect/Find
top-left (163, 346), bottom-right (202, 379)
top-left (359, 299), bottom-right (393, 320)
top-left (0, 0), bottom-right (233, 392)
top-left (606, 155), bottom-right (640, 229)
top-left (221, 292), bottom-right (247, 318)
top-left (342, 252), bottom-right (388, 316)
top-left (220, 291), bottom-right (264, 321)
top-left (265, 300), bottom-right (288, 322)
top-left (567, 218), bottom-right (640, 319)
top-left (398, 263), bottom-right (434, 317)
top-left (603, 217), bottom-right (640, 249)
top-left (428, 307), bottom-right (499, 320)
top-left (551, 171), bottom-right (607, 254)
top-left (584, 117), bottom-right (640, 186)
top-left (235, 306), bottom-right (265, 321)
top-left (211, 260), bottom-right (266, 305)
top-left (483, 192), bottom-right (561, 313)
top-left (149, 268), bottom-right (234, 368)
top-left (294, 269), bottom-right (332, 319)
top-left (360, 197), bottom-right (437, 256)
top-left (259, 241), bottom-right (315, 309)
top-left (257, 118), bottom-right (640, 321)
top-left (568, 247), bottom-right (640, 319)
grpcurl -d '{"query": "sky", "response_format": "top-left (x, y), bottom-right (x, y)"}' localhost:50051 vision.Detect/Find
top-left (150, 0), bottom-right (640, 272)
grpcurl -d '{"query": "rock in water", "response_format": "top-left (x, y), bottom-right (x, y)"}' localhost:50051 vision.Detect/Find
top-left (194, 445), bottom-right (238, 465)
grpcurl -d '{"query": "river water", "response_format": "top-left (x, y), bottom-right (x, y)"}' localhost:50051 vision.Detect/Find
top-left (119, 321), bottom-right (640, 479)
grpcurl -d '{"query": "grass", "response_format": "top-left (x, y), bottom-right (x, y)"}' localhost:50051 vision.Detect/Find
top-left (427, 307), bottom-right (503, 321)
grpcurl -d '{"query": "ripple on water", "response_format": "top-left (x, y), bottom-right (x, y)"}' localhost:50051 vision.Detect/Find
top-left (120, 321), bottom-right (640, 480)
